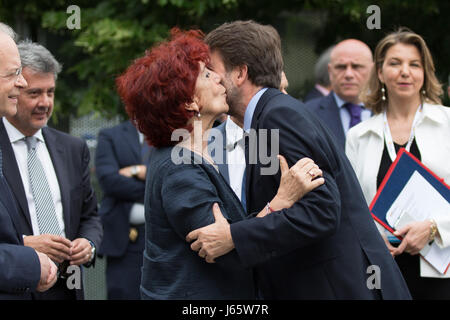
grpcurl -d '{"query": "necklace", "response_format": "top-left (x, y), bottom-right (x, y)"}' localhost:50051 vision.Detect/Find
top-left (382, 104), bottom-right (423, 162)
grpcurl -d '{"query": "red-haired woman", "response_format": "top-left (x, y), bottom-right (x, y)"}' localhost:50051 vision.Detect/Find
top-left (116, 29), bottom-right (324, 299)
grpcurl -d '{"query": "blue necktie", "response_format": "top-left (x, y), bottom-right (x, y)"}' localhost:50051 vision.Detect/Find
top-left (243, 133), bottom-right (251, 213)
top-left (344, 103), bottom-right (362, 128)
top-left (241, 169), bottom-right (246, 212)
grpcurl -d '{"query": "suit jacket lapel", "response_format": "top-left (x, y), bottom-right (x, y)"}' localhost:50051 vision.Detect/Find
top-left (208, 123), bottom-right (229, 183)
top-left (0, 174), bottom-right (15, 219)
top-left (216, 123), bottom-right (229, 183)
top-left (0, 121), bottom-right (33, 231)
top-left (250, 88), bottom-right (281, 129)
top-left (42, 127), bottom-right (71, 235)
top-left (123, 121), bottom-right (141, 162)
top-left (318, 93), bottom-right (346, 148)
top-left (246, 88), bottom-right (282, 213)
top-left (0, 148), bottom-right (23, 239)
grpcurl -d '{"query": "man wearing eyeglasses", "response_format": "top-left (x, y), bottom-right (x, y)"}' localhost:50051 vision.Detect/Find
top-left (0, 31), bottom-right (25, 117)
top-left (0, 39), bottom-right (102, 300)
top-left (0, 22), bottom-right (58, 299)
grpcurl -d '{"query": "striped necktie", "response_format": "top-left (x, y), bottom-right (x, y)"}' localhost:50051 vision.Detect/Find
top-left (25, 136), bottom-right (61, 236)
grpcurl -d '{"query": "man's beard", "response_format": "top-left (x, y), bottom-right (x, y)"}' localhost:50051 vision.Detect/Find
top-left (225, 84), bottom-right (242, 119)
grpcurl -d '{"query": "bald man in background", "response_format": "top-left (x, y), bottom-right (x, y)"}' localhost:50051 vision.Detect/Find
top-left (306, 39), bottom-right (373, 149)
top-left (0, 22), bottom-right (57, 299)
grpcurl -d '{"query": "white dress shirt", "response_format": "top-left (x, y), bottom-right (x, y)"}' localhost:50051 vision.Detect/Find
top-left (225, 116), bottom-right (246, 201)
top-left (243, 88), bottom-right (267, 132)
top-left (3, 117), bottom-right (66, 237)
top-left (346, 103), bottom-right (450, 278)
top-left (129, 130), bottom-right (145, 225)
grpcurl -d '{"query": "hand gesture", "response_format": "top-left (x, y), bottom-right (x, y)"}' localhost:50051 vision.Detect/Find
top-left (186, 203), bottom-right (233, 263)
top-left (69, 238), bottom-right (93, 265)
top-left (393, 220), bottom-right (434, 256)
top-left (24, 234), bottom-right (72, 263)
top-left (36, 251), bottom-right (58, 292)
top-left (274, 155), bottom-right (325, 209)
top-left (119, 165), bottom-right (147, 180)
top-left (380, 233), bottom-right (398, 257)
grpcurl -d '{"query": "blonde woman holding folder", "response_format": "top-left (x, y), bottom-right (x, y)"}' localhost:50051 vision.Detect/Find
top-left (346, 28), bottom-right (450, 299)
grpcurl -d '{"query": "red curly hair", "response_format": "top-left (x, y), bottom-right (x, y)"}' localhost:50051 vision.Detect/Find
top-left (116, 28), bottom-right (210, 148)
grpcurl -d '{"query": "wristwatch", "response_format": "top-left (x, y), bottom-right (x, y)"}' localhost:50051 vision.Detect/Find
top-left (85, 240), bottom-right (96, 267)
top-left (131, 165), bottom-right (140, 177)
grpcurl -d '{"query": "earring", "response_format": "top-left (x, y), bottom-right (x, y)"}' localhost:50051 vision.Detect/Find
top-left (421, 89), bottom-right (426, 97)
top-left (197, 112), bottom-right (201, 118)
top-left (381, 85), bottom-right (386, 101)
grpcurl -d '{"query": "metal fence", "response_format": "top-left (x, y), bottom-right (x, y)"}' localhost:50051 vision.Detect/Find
top-left (69, 114), bottom-right (121, 300)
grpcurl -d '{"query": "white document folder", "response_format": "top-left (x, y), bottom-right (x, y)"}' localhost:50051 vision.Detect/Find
top-left (386, 171), bottom-right (450, 274)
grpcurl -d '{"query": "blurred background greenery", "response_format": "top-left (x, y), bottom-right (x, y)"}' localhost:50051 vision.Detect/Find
top-left (1, 0), bottom-right (449, 124)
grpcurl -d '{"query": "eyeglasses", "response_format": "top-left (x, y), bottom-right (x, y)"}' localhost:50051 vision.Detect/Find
top-left (0, 66), bottom-right (23, 82)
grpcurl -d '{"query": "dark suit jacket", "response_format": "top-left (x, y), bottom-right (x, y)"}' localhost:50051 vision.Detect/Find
top-left (303, 86), bottom-right (325, 102)
top-left (95, 121), bottom-right (146, 257)
top-left (141, 147), bottom-right (254, 299)
top-left (305, 92), bottom-right (346, 149)
top-left (230, 88), bottom-right (411, 299)
top-left (0, 148), bottom-right (40, 299)
top-left (0, 122), bottom-right (102, 300)
top-left (0, 243), bottom-right (40, 299)
top-left (209, 121), bottom-right (229, 183)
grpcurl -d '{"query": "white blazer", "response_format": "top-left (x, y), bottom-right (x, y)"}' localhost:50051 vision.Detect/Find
top-left (346, 103), bottom-right (450, 278)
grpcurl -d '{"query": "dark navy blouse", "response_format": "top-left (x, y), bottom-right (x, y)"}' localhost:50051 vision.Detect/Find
top-left (140, 146), bottom-right (255, 300)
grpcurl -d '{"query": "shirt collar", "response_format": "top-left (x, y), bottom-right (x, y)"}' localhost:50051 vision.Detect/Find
top-left (333, 92), bottom-right (365, 109)
top-left (137, 131), bottom-right (144, 144)
top-left (243, 88), bottom-right (268, 132)
top-left (225, 115), bottom-right (244, 147)
top-left (2, 117), bottom-right (44, 144)
top-left (315, 84), bottom-right (330, 96)
top-left (422, 102), bottom-right (447, 125)
top-left (354, 103), bottom-right (447, 139)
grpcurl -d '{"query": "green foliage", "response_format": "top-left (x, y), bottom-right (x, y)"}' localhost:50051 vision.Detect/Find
top-left (1, 0), bottom-right (449, 119)
top-left (40, 0), bottom-right (241, 119)
top-left (1, 0), bottom-right (241, 119)
top-left (309, 0), bottom-right (450, 103)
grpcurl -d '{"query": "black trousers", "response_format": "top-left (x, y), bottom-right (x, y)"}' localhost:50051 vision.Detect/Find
top-left (33, 277), bottom-right (77, 300)
top-left (106, 224), bottom-right (144, 300)
top-left (395, 253), bottom-right (450, 300)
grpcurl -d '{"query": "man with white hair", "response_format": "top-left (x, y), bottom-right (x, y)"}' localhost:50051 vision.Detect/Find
top-left (0, 39), bottom-right (102, 300)
top-left (304, 46), bottom-right (333, 102)
top-left (0, 22), bottom-right (57, 299)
